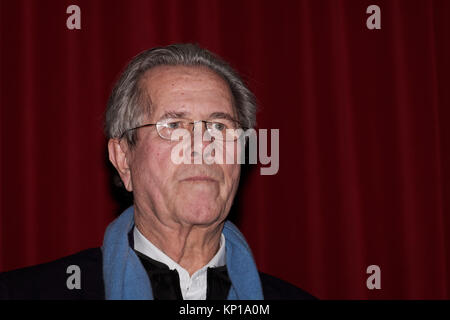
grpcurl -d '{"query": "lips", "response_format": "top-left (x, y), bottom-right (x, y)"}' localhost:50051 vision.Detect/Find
top-left (181, 176), bottom-right (217, 182)
top-left (176, 165), bottom-right (223, 183)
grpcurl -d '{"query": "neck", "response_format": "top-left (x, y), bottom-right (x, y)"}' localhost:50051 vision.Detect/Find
top-left (134, 208), bottom-right (224, 276)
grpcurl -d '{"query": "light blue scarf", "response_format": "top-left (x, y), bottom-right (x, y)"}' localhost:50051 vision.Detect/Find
top-left (102, 206), bottom-right (264, 300)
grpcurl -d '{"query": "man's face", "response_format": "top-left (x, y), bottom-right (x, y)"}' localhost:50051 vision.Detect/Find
top-left (124, 65), bottom-right (241, 227)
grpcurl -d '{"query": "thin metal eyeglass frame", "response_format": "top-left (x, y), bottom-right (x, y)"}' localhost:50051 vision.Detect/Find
top-left (119, 119), bottom-right (247, 141)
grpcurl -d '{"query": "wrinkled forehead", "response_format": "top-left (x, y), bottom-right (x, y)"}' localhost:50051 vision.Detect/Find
top-left (140, 65), bottom-right (236, 121)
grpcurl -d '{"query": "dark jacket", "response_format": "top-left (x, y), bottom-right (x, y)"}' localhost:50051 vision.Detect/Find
top-left (0, 247), bottom-right (316, 300)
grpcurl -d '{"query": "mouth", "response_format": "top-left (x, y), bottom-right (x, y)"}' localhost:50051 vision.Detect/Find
top-left (181, 176), bottom-right (217, 182)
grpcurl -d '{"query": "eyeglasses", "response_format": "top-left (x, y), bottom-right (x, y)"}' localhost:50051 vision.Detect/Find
top-left (120, 118), bottom-right (246, 142)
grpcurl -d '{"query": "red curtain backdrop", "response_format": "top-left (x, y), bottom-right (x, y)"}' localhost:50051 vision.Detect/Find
top-left (1, 0), bottom-right (449, 299)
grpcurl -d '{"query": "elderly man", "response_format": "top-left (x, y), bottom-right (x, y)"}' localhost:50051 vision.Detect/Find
top-left (0, 44), bottom-right (314, 300)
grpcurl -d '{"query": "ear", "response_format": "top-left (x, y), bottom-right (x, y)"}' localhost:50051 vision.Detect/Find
top-left (108, 138), bottom-right (133, 192)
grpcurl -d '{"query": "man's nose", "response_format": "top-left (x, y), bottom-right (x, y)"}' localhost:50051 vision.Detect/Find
top-left (191, 121), bottom-right (214, 161)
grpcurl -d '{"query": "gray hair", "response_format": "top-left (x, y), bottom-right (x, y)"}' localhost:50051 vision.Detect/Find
top-left (105, 43), bottom-right (257, 146)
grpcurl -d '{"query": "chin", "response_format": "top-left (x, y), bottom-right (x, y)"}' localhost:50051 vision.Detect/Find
top-left (178, 201), bottom-right (223, 226)
top-left (175, 185), bottom-right (225, 225)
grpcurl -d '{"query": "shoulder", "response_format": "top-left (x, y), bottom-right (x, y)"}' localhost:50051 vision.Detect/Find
top-left (0, 248), bottom-right (315, 300)
top-left (0, 248), bottom-right (104, 300)
top-left (259, 272), bottom-right (316, 300)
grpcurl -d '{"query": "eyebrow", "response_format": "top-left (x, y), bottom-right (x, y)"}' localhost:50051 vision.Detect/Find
top-left (158, 111), bottom-right (188, 121)
top-left (158, 111), bottom-right (238, 122)
top-left (208, 112), bottom-right (238, 122)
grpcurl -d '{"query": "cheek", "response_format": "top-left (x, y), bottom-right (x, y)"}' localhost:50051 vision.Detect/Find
top-left (222, 164), bottom-right (240, 192)
top-left (132, 143), bottom-right (175, 188)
